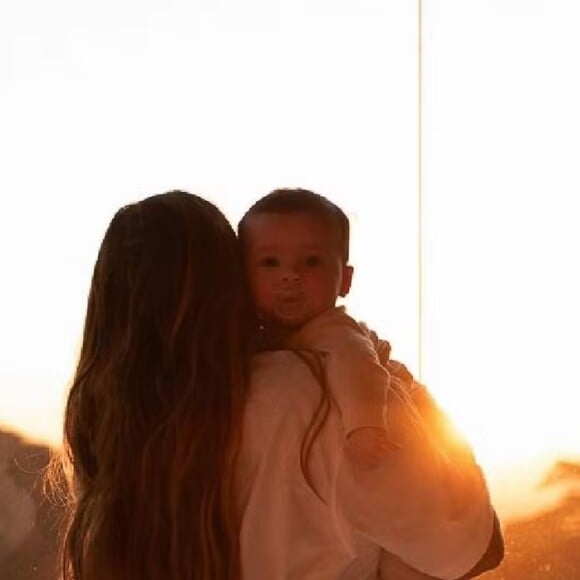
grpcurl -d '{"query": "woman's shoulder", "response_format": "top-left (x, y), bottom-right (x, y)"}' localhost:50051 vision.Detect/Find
top-left (246, 350), bottom-right (334, 429)
top-left (250, 350), bottom-right (320, 400)
top-left (240, 349), bottom-right (340, 476)
top-left (252, 349), bottom-right (305, 370)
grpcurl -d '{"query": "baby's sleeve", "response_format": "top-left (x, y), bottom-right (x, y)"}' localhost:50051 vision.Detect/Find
top-left (289, 307), bottom-right (388, 436)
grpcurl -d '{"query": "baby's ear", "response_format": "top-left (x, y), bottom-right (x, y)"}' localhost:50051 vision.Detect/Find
top-left (339, 265), bottom-right (354, 297)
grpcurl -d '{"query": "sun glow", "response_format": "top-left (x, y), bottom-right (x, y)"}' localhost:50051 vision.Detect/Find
top-left (426, 372), bottom-right (580, 522)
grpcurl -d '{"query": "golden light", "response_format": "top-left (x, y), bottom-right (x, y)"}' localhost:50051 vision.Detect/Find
top-left (429, 376), bottom-right (580, 522)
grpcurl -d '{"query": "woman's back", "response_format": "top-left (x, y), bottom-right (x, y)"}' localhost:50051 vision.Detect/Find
top-left (238, 351), bottom-right (355, 578)
top-left (237, 350), bottom-right (497, 580)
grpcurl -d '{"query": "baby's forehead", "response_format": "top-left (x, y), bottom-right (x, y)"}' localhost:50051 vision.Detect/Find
top-left (244, 211), bottom-right (340, 238)
top-left (243, 213), bottom-right (344, 256)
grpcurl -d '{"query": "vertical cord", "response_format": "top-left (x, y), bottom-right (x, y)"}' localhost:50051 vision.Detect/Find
top-left (417, 0), bottom-right (424, 381)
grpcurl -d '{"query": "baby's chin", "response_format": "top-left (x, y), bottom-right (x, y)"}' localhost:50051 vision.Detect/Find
top-left (268, 313), bottom-right (310, 330)
top-left (268, 303), bottom-right (313, 328)
top-left (260, 308), bottom-right (313, 330)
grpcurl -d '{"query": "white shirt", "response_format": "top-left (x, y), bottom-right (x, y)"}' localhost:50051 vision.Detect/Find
top-left (288, 306), bottom-right (389, 436)
top-left (237, 351), bottom-right (494, 580)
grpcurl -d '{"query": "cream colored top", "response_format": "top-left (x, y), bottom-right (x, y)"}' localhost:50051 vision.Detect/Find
top-left (288, 307), bottom-right (390, 436)
top-left (237, 350), bottom-right (495, 580)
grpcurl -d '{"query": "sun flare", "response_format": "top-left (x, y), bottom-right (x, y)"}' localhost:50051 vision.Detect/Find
top-left (431, 383), bottom-right (580, 522)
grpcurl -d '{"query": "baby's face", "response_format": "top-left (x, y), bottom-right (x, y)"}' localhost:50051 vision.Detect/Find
top-left (243, 212), bottom-right (352, 328)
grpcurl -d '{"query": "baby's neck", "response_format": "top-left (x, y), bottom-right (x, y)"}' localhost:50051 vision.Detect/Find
top-left (252, 320), bottom-right (301, 352)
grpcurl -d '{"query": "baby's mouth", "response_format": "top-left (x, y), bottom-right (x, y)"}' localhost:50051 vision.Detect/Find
top-left (280, 293), bottom-right (301, 301)
top-left (276, 294), bottom-right (305, 315)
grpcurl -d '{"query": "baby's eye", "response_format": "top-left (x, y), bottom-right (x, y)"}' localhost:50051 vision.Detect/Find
top-left (259, 256), bottom-right (279, 268)
top-left (305, 255), bottom-right (324, 267)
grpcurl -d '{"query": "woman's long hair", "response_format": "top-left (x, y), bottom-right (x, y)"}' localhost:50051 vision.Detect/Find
top-left (53, 191), bottom-right (249, 579)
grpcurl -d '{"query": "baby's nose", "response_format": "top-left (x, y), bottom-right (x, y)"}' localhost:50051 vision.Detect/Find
top-left (280, 267), bottom-right (301, 282)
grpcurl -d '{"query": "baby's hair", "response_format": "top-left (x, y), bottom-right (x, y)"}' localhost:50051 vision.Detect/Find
top-left (238, 188), bottom-right (350, 263)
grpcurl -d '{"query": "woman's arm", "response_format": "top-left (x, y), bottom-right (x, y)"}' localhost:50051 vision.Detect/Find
top-left (378, 512), bottom-right (503, 579)
top-left (294, 312), bottom-right (504, 578)
top-left (335, 403), bottom-right (501, 580)
top-left (455, 512), bottom-right (504, 579)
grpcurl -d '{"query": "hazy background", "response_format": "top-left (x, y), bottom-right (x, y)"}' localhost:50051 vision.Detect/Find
top-left (1, 0), bottom-right (579, 528)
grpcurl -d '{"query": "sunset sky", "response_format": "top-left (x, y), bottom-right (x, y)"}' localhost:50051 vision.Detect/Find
top-left (1, 1), bottom-right (579, 520)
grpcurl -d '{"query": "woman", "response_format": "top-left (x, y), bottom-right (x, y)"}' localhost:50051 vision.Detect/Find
top-left (53, 190), bottom-right (501, 579)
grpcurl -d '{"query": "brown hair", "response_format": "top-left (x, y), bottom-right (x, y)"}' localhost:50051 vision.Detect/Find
top-left (237, 187), bottom-right (350, 263)
top-left (53, 191), bottom-right (249, 579)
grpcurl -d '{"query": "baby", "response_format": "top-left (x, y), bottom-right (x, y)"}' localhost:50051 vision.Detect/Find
top-left (238, 188), bottom-right (399, 460)
top-left (238, 188), bottom-right (481, 578)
